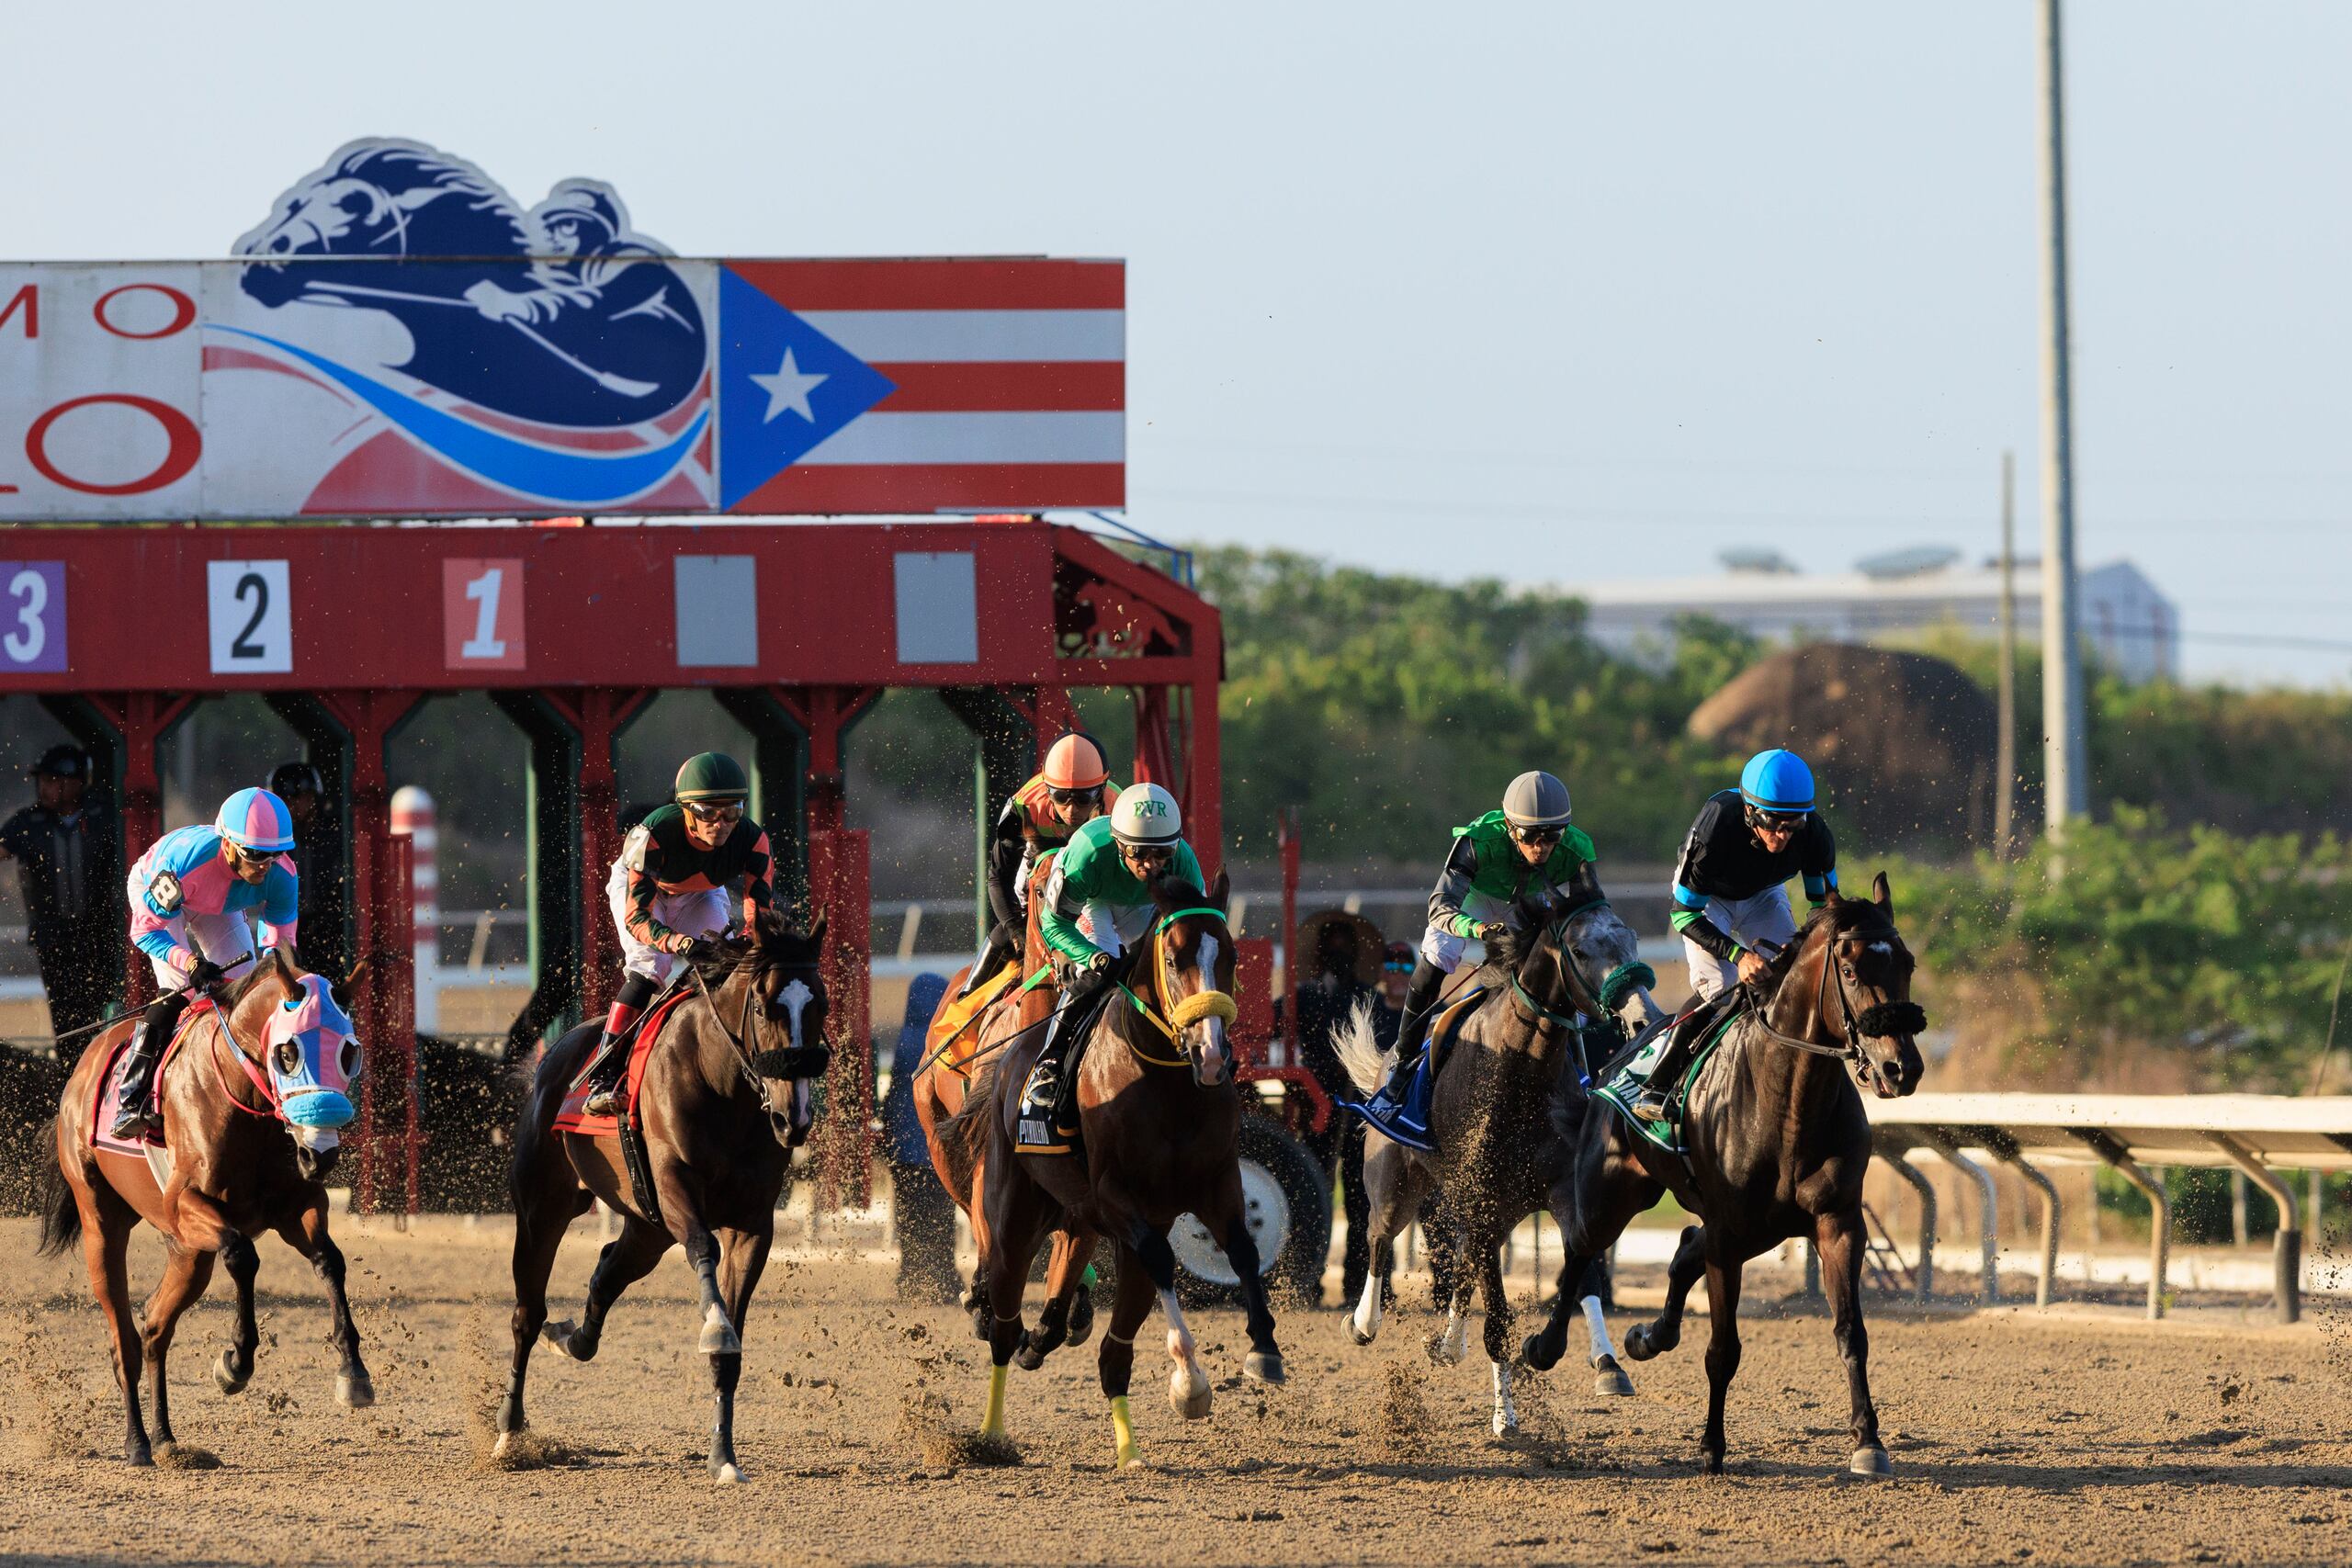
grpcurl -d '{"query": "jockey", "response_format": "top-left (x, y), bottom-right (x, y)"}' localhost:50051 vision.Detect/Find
top-left (1628, 748), bottom-right (1838, 1122)
top-left (112, 788), bottom-right (300, 1141)
top-left (1348, 771), bottom-right (1600, 1152)
top-left (956, 733), bottom-right (1122, 999)
top-left (582, 753), bottom-right (775, 1116)
top-left (1015, 782), bottom-right (1205, 1156)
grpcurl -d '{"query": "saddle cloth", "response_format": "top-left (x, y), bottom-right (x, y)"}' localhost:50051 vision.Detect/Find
top-left (1591, 1005), bottom-right (1738, 1154)
top-left (923, 963), bottom-right (1021, 1077)
top-left (552, 988), bottom-right (695, 1136)
top-left (89, 1000), bottom-right (220, 1159)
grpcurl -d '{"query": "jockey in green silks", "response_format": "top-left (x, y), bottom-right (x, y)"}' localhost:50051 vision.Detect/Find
top-left (1014, 782), bottom-right (1206, 1156)
top-left (1346, 770), bottom-right (1600, 1152)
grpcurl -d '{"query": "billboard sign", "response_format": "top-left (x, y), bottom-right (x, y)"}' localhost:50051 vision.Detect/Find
top-left (0, 139), bottom-right (1123, 521)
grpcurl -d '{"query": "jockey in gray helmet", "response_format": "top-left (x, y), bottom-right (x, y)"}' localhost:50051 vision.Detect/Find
top-left (1346, 770), bottom-right (1600, 1152)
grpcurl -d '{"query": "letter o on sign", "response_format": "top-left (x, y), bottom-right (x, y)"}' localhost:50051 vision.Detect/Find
top-left (93, 284), bottom-right (198, 340)
top-left (25, 395), bottom-right (202, 496)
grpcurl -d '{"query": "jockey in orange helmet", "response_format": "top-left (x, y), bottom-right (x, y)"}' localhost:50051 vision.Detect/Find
top-left (955, 733), bottom-right (1122, 998)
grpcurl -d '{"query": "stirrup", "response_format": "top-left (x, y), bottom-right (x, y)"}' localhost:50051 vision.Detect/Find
top-left (1015, 1064), bottom-right (1073, 1155)
top-left (1628, 1085), bottom-right (1673, 1122)
top-left (111, 1104), bottom-right (161, 1142)
top-left (583, 1084), bottom-right (625, 1117)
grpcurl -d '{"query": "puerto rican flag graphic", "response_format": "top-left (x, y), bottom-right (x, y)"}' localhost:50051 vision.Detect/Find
top-left (718, 259), bottom-right (1124, 514)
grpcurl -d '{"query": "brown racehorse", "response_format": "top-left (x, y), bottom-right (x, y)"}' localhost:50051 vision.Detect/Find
top-left (35, 950), bottom-right (372, 1466)
top-left (942, 872), bottom-right (1283, 1469)
top-left (913, 859), bottom-right (1098, 1366)
top-left (498, 910), bottom-right (831, 1483)
top-left (1521, 875), bottom-right (1926, 1477)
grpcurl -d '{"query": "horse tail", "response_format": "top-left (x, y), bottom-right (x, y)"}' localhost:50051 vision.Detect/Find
top-left (33, 1125), bottom-right (80, 1258)
top-left (1332, 995), bottom-right (1391, 1096)
top-left (935, 1055), bottom-right (1007, 1173)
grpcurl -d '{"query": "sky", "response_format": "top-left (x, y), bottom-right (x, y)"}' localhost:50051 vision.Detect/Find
top-left (5, 1), bottom-right (2346, 685)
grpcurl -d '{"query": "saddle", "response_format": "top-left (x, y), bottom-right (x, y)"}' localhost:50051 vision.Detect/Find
top-left (552, 987), bottom-right (696, 1138)
top-left (90, 1000), bottom-right (219, 1160)
top-left (1592, 1003), bottom-right (1739, 1155)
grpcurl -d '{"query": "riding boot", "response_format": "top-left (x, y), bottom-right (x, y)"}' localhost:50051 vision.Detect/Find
top-left (582, 976), bottom-right (657, 1116)
top-left (958, 922), bottom-right (1016, 1000)
top-left (1347, 961), bottom-right (1444, 1152)
top-left (1629, 996), bottom-right (1724, 1122)
top-left (111, 990), bottom-right (193, 1142)
top-left (1018, 970), bottom-right (1104, 1156)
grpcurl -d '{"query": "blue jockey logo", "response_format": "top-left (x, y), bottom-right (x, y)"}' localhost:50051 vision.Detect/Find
top-left (232, 139), bottom-right (708, 433)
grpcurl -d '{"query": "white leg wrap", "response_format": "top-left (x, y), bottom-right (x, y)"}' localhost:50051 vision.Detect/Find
top-left (1351, 1268), bottom-right (1384, 1343)
top-left (1581, 1294), bottom-right (1617, 1364)
top-left (1437, 1305), bottom-right (1470, 1365)
top-left (1490, 1359), bottom-right (1518, 1436)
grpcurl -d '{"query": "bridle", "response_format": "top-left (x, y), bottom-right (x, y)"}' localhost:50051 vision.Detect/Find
top-left (1116, 907), bottom-right (1239, 1070)
top-left (1509, 898), bottom-right (1657, 1084)
top-left (1741, 921), bottom-right (1924, 1066)
top-left (691, 956), bottom-right (829, 1120)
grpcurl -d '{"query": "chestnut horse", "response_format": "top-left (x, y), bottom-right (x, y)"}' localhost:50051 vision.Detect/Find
top-left (35, 950), bottom-right (370, 1466)
top-left (1521, 875), bottom-right (1925, 1477)
top-left (499, 910), bottom-right (831, 1483)
top-left (941, 873), bottom-right (1284, 1469)
top-left (913, 860), bottom-right (1097, 1364)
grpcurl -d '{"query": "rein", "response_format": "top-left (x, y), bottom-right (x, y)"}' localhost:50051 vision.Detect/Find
top-left (1739, 928), bottom-right (1924, 1062)
top-left (689, 961), bottom-right (828, 1120)
top-left (206, 1002), bottom-right (284, 1121)
top-left (1116, 906), bottom-right (1239, 1069)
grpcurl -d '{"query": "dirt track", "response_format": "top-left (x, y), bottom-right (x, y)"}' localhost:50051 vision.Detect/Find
top-left (2, 1213), bottom-right (2347, 1567)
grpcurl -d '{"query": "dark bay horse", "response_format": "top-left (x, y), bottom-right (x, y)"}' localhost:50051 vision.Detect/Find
top-left (1522, 874), bottom-right (1925, 1476)
top-left (913, 957), bottom-right (1098, 1365)
top-left (500, 911), bottom-right (831, 1483)
top-left (1336, 894), bottom-right (1665, 1436)
top-left (36, 951), bottom-right (370, 1465)
top-left (942, 873), bottom-right (1283, 1469)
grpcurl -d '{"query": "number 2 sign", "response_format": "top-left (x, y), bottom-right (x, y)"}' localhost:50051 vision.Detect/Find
top-left (0, 561), bottom-right (67, 673)
top-left (444, 558), bottom-right (526, 671)
top-left (207, 559), bottom-right (292, 674)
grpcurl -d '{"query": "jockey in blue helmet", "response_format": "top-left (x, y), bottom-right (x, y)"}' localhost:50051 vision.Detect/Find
top-left (1627, 749), bottom-right (1838, 1123)
top-left (111, 787), bottom-right (302, 1141)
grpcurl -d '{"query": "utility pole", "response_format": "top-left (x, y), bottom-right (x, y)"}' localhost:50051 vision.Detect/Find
top-left (1996, 450), bottom-right (2018, 855)
top-left (2037, 0), bottom-right (2089, 833)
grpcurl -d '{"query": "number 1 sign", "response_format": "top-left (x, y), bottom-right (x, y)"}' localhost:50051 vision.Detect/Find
top-left (444, 558), bottom-right (526, 671)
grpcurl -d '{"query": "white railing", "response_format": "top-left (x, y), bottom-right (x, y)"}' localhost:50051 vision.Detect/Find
top-left (1861, 1092), bottom-right (2352, 1323)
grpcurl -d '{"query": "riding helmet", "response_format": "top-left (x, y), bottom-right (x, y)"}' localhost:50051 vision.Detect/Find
top-left (1739, 749), bottom-right (1815, 816)
top-left (1501, 770), bottom-right (1573, 829)
top-left (1110, 782), bottom-right (1183, 847)
top-left (217, 787), bottom-right (297, 853)
top-left (675, 751), bottom-right (750, 803)
top-left (1041, 733), bottom-right (1110, 791)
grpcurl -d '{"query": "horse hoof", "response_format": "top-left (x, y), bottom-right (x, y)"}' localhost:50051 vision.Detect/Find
top-left (1519, 1332), bottom-right (1561, 1373)
top-left (699, 1305), bottom-right (741, 1356)
top-left (336, 1372), bottom-right (375, 1410)
top-left (1701, 1450), bottom-right (1724, 1476)
top-left (1243, 1350), bottom-right (1286, 1386)
top-left (1849, 1445), bottom-right (1893, 1478)
top-left (212, 1348), bottom-right (251, 1395)
top-left (1067, 1291), bottom-right (1095, 1346)
top-left (1349, 1320), bottom-right (1375, 1348)
top-left (1169, 1371), bottom-right (1212, 1421)
top-left (712, 1460), bottom-right (745, 1484)
top-left (1623, 1326), bottom-right (1661, 1363)
top-left (1425, 1331), bottom-right (1464, 1367)
top-left (1492, 1410), bottom-right (1519, 1438)
top-left (1013, 1340), bottom-right (1048, 1373)
top-left (126, 1442), bottom-right (153, 1468)
top-left (1591, 1354), bottom-right (1635, 1397)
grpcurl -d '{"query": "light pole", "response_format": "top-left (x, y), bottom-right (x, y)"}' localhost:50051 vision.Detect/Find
top-left (2037, 0), bottom-right (2089, 832)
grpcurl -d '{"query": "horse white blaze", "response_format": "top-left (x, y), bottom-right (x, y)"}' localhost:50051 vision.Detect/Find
top-left (1192, 934), bottom-right (1230, 1078)
top-left (779, 977), bottom-right (815, 1125)
top-left (1351, 1269), bottom-right (1383, 1342)
top-left (1581, 1294), bottom-right (1618, 1363)
top-left (1490, 1360), bottom-right (1518, 1436)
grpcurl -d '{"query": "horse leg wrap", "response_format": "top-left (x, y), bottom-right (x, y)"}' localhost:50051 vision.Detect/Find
top-left (980, 1363), bottom-right (1009, 1438)
top-left (1110, 1394), bottom-right (1140, 1468)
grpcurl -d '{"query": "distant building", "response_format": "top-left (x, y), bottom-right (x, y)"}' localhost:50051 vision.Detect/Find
top-left (1564, 547), bottom-right (2177, 683)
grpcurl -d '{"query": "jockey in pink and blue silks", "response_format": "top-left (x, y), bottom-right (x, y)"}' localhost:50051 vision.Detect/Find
top-left (110, 788), bottom-right (300, 1141)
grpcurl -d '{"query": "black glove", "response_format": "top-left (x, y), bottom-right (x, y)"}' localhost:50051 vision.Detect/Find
top-left (187, 957), bottom-right (227, 991)
top-left (680, 937), bottom-right (724, 964)
top-left (1476, 922), bottom-right (1511, 945)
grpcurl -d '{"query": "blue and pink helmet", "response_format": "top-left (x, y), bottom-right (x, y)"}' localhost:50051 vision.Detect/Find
top-left (216, 787), bottom-right (297, 854)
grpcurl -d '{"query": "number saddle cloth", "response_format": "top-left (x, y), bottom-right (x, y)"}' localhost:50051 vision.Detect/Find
top-left (1591, 1005), bottom-right (1740, 1156)
top-left (90, 998), bottom-right (242, 1184)
top-left (553, 987), bottom-right (699, 1135)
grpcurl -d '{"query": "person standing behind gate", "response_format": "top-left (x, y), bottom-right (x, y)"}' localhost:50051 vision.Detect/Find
top-left (269, 761), bottom-right (349, 978)
top-left (0, 744), bottom-right (123, 1060)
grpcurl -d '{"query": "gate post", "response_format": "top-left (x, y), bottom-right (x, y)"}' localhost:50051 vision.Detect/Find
top-left (85, 693), bottom-right (197, 1010)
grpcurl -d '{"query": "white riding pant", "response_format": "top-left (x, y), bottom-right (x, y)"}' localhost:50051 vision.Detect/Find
top-left (1419, 888), bottom-right (1514, 975)
top-left (1679, 885), bottom-right (1798, 1004)
top-left (605, 858), bottom-right (731, 986)
top-left (126, 868), bottom-right (258, 991)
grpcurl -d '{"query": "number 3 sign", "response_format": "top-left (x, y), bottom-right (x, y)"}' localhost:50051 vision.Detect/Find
top-left (207, 559), bottom-right (292, 674)
top-left (0, 562), bottom-right (67, 673)
top-left (444, 558), bottom-right (526, 671)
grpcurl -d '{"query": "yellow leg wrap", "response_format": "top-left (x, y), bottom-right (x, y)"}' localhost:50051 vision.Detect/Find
top-left (1110, 1394), bottom-right (1139, 1468)
top-left (980, 1363), bottom-right (1009, 1438)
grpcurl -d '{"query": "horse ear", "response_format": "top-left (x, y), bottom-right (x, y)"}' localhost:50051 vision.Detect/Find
top-left (1210, 867), bottom-right (1231, 907)
top-left (1872, 871), bottom-right (1893, 916)
top-left (806, 908), bottom-right (829, 947)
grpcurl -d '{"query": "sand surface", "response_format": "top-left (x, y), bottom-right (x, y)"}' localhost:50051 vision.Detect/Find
top-left (3, 1213), bottom-right (2347, 1566)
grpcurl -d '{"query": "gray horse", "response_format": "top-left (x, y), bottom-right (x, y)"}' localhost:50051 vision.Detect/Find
top-left (1337, 892), bottom-right (1665, 1437)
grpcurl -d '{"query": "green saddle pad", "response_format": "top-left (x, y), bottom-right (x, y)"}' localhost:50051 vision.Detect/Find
top-left (1592, 1008), bottom-right (1738, 1154)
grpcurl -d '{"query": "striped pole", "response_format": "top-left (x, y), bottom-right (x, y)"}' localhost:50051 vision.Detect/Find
top-left (390, 785), bottom-right (439, 1032)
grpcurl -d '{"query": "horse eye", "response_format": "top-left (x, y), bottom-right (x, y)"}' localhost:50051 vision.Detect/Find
top-left (275, 1040), bottom-right (300, 1074)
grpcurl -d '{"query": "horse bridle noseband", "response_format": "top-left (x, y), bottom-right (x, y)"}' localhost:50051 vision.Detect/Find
top-left (1509, 900), bottom-right (1654, 1084)
top-left (1118, 907), bottom-right (1239, 1069)
top-left (1743, 928), bottom-right (1925, 1065)
top-left (691, 959), bottom-right (829, 1119)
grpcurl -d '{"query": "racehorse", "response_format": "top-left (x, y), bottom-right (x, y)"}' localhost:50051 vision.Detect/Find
top-left (498, 910), bottom-right (831, 1483)
top-left (1521, 874), bottom-right (1925, 1477)
top-left (1336, 892), bottom-right (1665, 1437)
top-left (913, 862), bottom-right (1098, 1366)
top-left (940, 874), bottom-right (1283, 1469)
top-left (35, 950), bottom-right (369, 1466)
